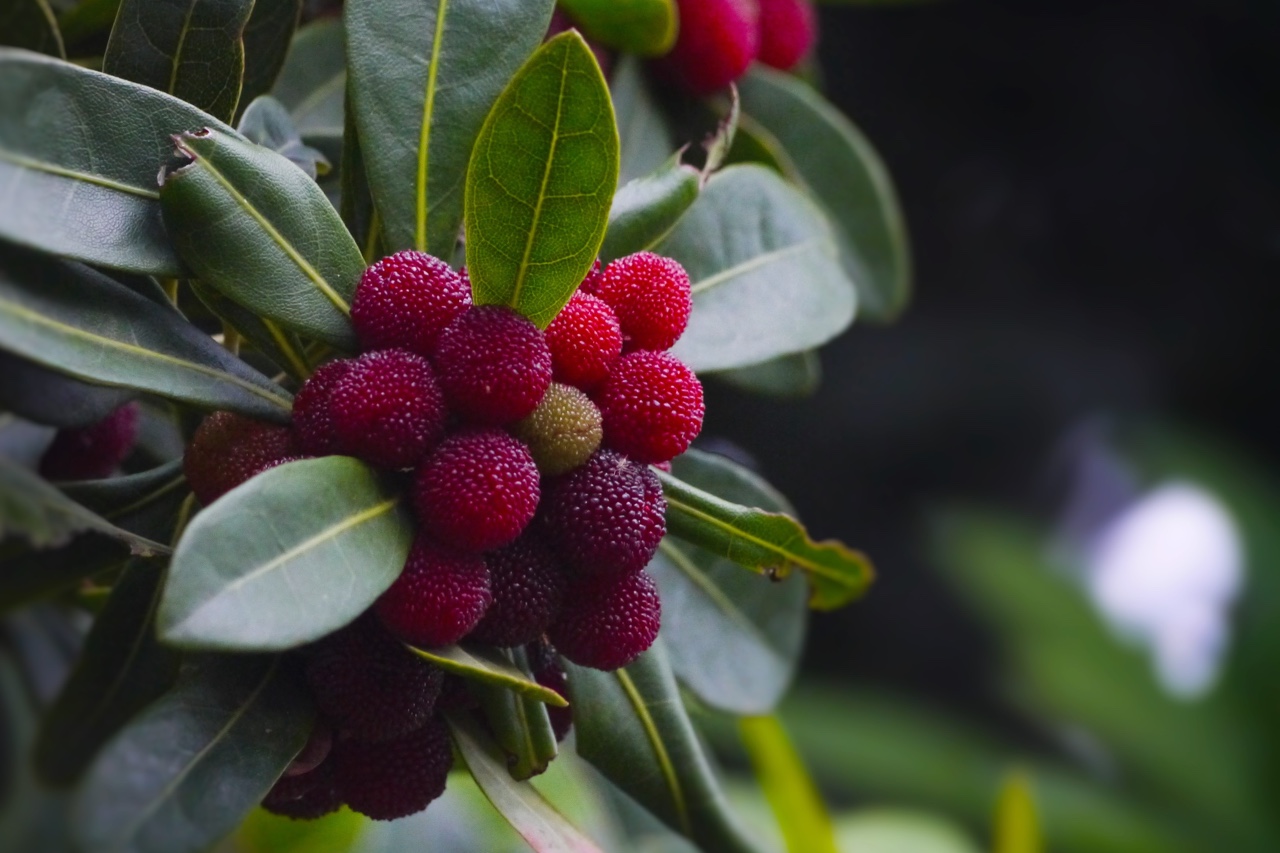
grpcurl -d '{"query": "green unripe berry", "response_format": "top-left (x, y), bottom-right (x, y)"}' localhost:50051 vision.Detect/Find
top-left (512, 383), bottom-right (603, 476)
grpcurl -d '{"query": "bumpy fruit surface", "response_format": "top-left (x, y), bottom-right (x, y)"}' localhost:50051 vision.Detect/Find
top-left (292, 359), bottom-right (353, 456)
top-left (544, 292), bottom-right (623, 389)
top-left (660, 0), bottom-right (759, 95)
top-left (329, 349), bottom-right (446, 470)
top-left (528, 641), bottom-right (573, 741)
top-left (304, 613), bottom-right (443, 741)
top-left (335, 718), bottom-right (453, 821)
top-left (435, 306), bottom-right (552, 425)
top-left (549, 570), bottom-right (662, 671)
top-left (375, 535), bottom-right (491, 648)
top-left (757, 0), bottom-right (816, 70)
top-left (578, 259), bottom-right (605, 295)
top-left (351, 251), bottom-right (470, 356)
top-left (542, 450), bottom-right (666, 577)
top-left (470, 535), bottom-right (566, 647)
top-left (414, 429), bottom-right (540, 552)
top-left (262, 759), bottom-right (343, 820)
top-left (38, 402), bottom-right (139, 481)
top-left (596, 253), bottom-right (692, 352)
top-left (183, 411), bottom-right (303, 505)
top-left (511, 383), bottom-right (603, 477)
top-left (595, 351), bottom-right (704, 464)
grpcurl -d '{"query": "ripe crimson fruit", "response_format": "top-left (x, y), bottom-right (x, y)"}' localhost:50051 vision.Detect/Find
top-left (334, 718), bottom-right (453, 821)
top-left (375, 535), bottom-right (492, 648)
top-left (758, 0), bottom-right (817, 71)
top-left (544, 292), bottom-right (622, 389)
top-left (661, 0), bottom-right (760, 94)
top-left (470, 535), bottom-right (565, 647)
top-left (435, 305), bottom-right (552, 425)
top-left (329, 349), bottom-right (446, 470)
top-left (291, 359), bottom-right (353, 456)
top-left (596, 252), bottom-right (692, 352)
top-left (550, 569), bottom-right (663, 671)
top-left (351, 250), bottom-right (469, 356)
top-left (596, 351), bottom-right (705, 464)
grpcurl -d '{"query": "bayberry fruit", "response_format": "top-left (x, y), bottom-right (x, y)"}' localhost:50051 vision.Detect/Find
top-left (305, 613), bottom-right (443, 741)
top-left (757, 0), bottom-right (816, 70)
top-left (435, 306), bottom-right (552, 425)
top-left (470, 536), bottom-right (566, 647)
top-left (414, 429), bottom-right (540, 552)
top-left (660, 0), bottom-right (759, 95)
top-left (292, 359), bottom-right (353, 456)
top-left (511, 383), bottom-right (603, 477)
top-left (596, 252), bottom-right (692, 351)
top-left (330, 349), bottom-right (445, 469)
top-left (351, 251), bottom-right (469, 356)
top-left (262, 759), bottom-right (343, 820)
top-left (542, 450), bottom-right (666, 577)
top-left (550, 570), bottom-right (662, 671)
top-left (38, 402), bottom-right (139, 481)
top-left (184, 411), bottom-right (303, 505)
top-left (376, 535), bottom-right (491, 647)
top-left (335, 718), bottom-right (453, 821)
top-left (544, 292), bottom-right (622, 389)
top-left (284, 720), bottom-right (333, 778)
top-left (595, 351), bottom-right (704, 464)
top-left (578, 259), bottom-right (604, 295)
top-left (528, 641), bottom-right (572, 741)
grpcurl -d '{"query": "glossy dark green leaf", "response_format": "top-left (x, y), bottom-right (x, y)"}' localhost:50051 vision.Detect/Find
top-left (339, 88), bottom-right (379, 262)
top-left (0, 49), bottom-right (235, 274)
top-left (160, 457), bottom-right (413, 652)
top-left (465, 31), bottom-right (620, 328)
top-left (271, 17), bottom-right (344, 144)
top-left (160, 129), bottom-right (365, 350)
top-left (72, 654), bottom-right (312, 853)
top-left (103, 0), bottom-right (255, 122)
top-left (409, 644), bottom-right (568, 708)
top-left (737, 67), bottom-right (911, 322)
top-left (738, 714), bottom-right (839, 853)
top-left (557, 0), bottom-right (677, 56)
top-left (190, 279), bottom-right (311, 381)
top-left (346, 0), bottom-right (553, 257)
top-left (59, 458), bottom-right (187, 524)
top-left (714, 350), bottom-right (822, 399)
top-left (0, 246), bottom-right (293, 421)
top-left (612, 55), bottom-right (676, 184)
top-left (0, 0), bottom-right (65, 57)
top-left (648, 449), bottom-right (807, 714)
top-left (448, 713), bottom-right (604, 853)
top-left (656, 463), bottom-right (873, 611)
top-left (658, 164), bottom-right (856, 372)
top-left (0, 350), bottom-right (134, 429)
top-left (471, 648), bottom-right (557, 781)
top-left (600, 154), bottom-right (700, 263)
top-left (566, 640), bottom-right (764, 853)
top-left (238, 95), bottom-right (329, 179)
top-left (35, 560), bottom-right (181, 786)
top-left (237, 0), bottom-right (301, 112)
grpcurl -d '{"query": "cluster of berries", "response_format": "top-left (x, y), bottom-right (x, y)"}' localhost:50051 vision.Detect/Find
top-left (181, 248), bottom-right (703, 821)
top-left (662, 0), bottom-right (817, 94)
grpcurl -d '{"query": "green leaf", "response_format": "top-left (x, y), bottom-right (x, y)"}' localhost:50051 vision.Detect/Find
top-left (600, 153), bottom-right (700, 263)
top-left (272, 17), bottom-right (345, 144)
top-left (557, 0), bottom-right (677, 56)
top-left (448, 713), bottom-right (604, 853)
top-left (238, 95), bottom-right (330, 179)
top-left (656, 464), bottom-right (873, 611)
top-left (160, 129), bottom-right (365, 351)
top-left (345, 0), bottom-right (554, 258)
top-left (160, 457), bottom-right (413, 652)
top-left (612, 55), bottom-right (676, 184)
top-left (409, 644), bottom-right (569, 708)
top-left (737, 67), bottom-right (911, 322)
top-left (72, 654), bottom-right (313, 853)
top-left (35, 560), bottom-right (181, 786)
top-left (0, 0), bottom-right (65, 57)
top-left (658, 164), bottom-right (856, 373)
top-left (339, 89), bottom-right (379, 263)
top-left (995, 771), bottom-right (1044, 853)
top-left (103, 0), bottom-right (255, 122)
top-left (0, 246), bottom-right (293, 421)
top-left (0, 49), bottom-right (236, 275)
top-left (834, 811), bottom-right (982, 853)
top-left (237, 0), bottom-right (302, 113)
top-left (189, 279), bottom-right (311, 381)
top-left (471, 647), bottom-right (558, 781)
top-left (648, 449), bottom-right (807, 713)
top-left (0, 350), bottom-right (134, 429)
top-left (714, 350), bottom-right (822, 398)
top-left (465, 31), bottom-right (620, 328)
top-left (738, 715), bottom-right (838, 853)
top-left (566, 640), bottom-right (765, 853)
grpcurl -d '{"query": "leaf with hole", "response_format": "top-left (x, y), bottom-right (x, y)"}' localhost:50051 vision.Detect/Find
top-left (409, 644), bottom-right (568, 708)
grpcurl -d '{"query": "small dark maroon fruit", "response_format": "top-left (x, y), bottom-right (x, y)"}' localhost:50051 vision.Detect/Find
top-left (334, 718), bottom-right (453, 821)
top-left (291, 359), bottom-right (354, 456)
top-left (549, 570), bottom-right (662, 671)
top-left (38, 402), bottom-right (139, 481)
top-left (329, 349), bottom-right (446, 470)
top-left (469, 535), bottom-right (566, 648)
top-left (262, 758), bottom-right (343, 820)
top-left (375, 534), bottom-right (491, 648)
top-left (183, 410), bottom-right (303, 505)
top-left (757, 0), bottom-right (816, 71)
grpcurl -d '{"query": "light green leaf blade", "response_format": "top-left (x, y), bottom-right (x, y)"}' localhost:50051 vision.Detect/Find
top-left (612, 55), bottom-right (675, 184)
top-left (995, 771), bottom-right (1044, 853)
top-left (160, 457), bottom-right (414, 652)
top-left (466, 30), bottom-right (620, 328)
top-left (409, 644), bottom-right (568, 708)
top-left (470, 647), bottom-right (558, 781)
top-left (557, 0), bottom-right (677, 56)
top-left (739, 715), bottom-right (839, 853)
top-left (346, 0), bottom-right (554, 258)
top-left (0, 0), bottom-right (65, 57)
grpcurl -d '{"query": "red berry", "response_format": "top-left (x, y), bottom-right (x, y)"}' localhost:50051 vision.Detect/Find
top-left (38, 402), bottom-right (139, 481)
top-left (330, 349), bottom-right (446, 469)
top-left (304, 613), bottom-right (443, 741)
top-left (595, 351), bottom-right (704, 464)
top-left (659, 0), bottom-right (759, 95)
top-left (550, 570), bottom-right (661, 671)
top-left (335, 718), bottom-right (453, 821)
top-left (183, 411), bottom-right (303, 505)
top-left (376, 535), bottom-right (491, 647)
top-left (292, 359), bottom-right (353, 456)
top-left (434, 306), bottom-right (552, 425)
top-left (757, 0), bottom-right (816, 70)
top-left (544, 293), bottom-right (623, 389)
top-left (596, 253), bottom-right (692, 351)
top-left (578, 259), bottom-right (604, 295)
top-left (542, 450), bottom-right (666, 578)
top-left (470, 536), bottom-right (566, 648)
top-left (414, 429), bottom-right (540, 552)
top-left (528, 641), bottom-right (572, 741)
top-left (351, 251), bottom-right (470, 356)
top-left (262, 758), bottom-right (343, 820)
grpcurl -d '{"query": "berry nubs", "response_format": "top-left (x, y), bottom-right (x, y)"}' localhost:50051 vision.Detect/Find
top-left (595, 351), bottom-right (704, 464)
top-left (38, 402), bottom-right (139, 481)
top-left (470, 535), bottom-right (565, 647)
top-left (544, 292), bottom-right (622, 389)
top-left (376, 535), bottom-right (491, 648)
top-left (596, 252), bottom-right (692, 352)
top-left (334, 718), bottom-right (453, 821)
top-left (757, 0), bottom-right (816, 70)
top-left (511, 383), bottom-right (603, 477)
top-left (351, 250), bottom-right (470, 356)
top-left (660, 0), bottom-right (760, 95)
top-left (550, 570), bottom-right (662, 671)
top-left (435, 305), bottom-right (552, 425)
top-left (329, 349), bottom-right (446, 469)
top-left (183, 411), bottom-right (303, 505)
top-left (291, 359), bottom-right (353, 456)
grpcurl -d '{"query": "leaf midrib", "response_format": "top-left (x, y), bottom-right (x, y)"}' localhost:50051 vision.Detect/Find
top-left (409, 645), bottom-right (568, 708)
top-left (0, 147), bottom-right (158, 199)
top-left (689, 238), bottom-right (825, 296)
top-left (167, 0), bottom-right (199, 95)
top-left (615, 667), bottom-right (691, 835)
top-left (414, 0), bottom-right (450, 252)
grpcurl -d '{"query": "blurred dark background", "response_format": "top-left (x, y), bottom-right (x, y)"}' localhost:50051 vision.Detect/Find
top-left (701, 0), bottom-right (1280, 721)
